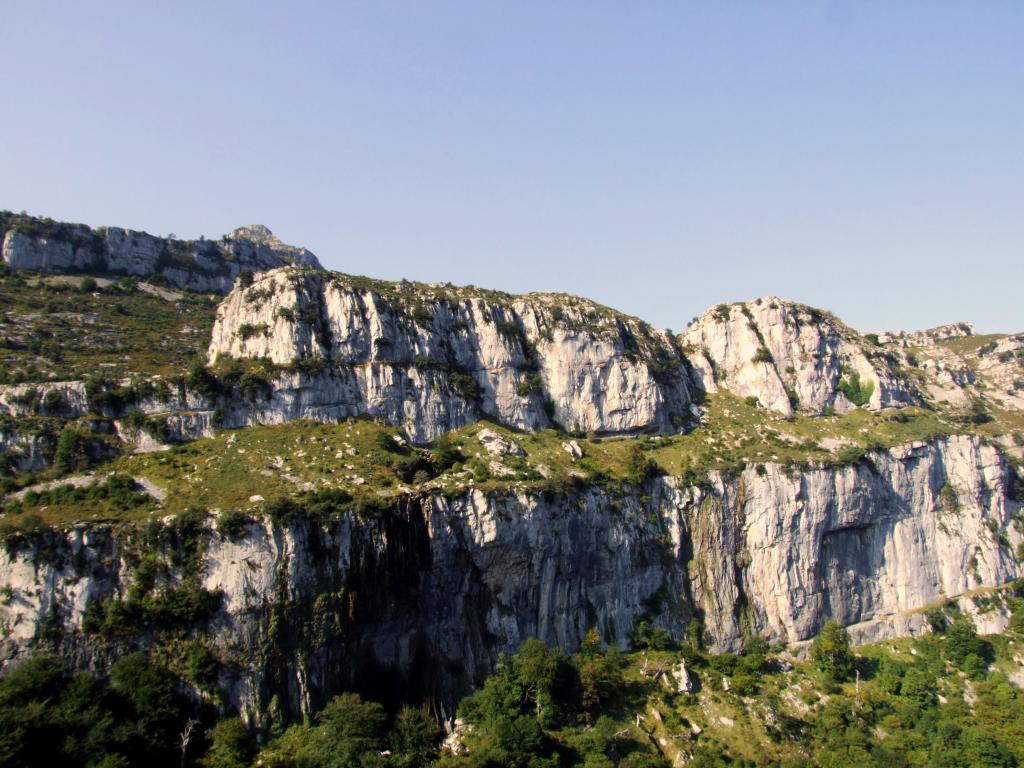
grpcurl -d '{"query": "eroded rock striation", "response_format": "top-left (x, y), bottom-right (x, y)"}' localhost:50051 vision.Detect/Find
top-left (681, 297), bottom-right (918, 415)
top-left (0, 434), bottom-right (1017, 718)
top-left (207, 268), bottom-right (697, 442)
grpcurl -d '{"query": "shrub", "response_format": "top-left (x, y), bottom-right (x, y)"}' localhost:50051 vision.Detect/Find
top-left (944, 614), bottom-right (991, 676)
top-left (432, 435), bottom-right (462, 472)
top-left (752, 346), bottom-right (774, 364)
top-left (54, 428), bottom-right (92, 473)
top-left (956, 400), bottom-right (993, 426)
top-left (236, 323), bottom-right (268, 341)
top-left (939, 482), bottom-right (961, 514)
top-left (835, 444), bottom-right (866, 466)
top-left (625, 443), bottom-right (658, 484)
top-left (84, 375), bottom-right (142, 413)
top-left (264, 496), bottom-right (304, 526)
top-left (237, 370), bottom-right (271, 401)
top-left (201, 718), bottom-right (257, 768)
top-left (41, 388), bottom-right (65, 413)
top-left (375, 431), bottom-right (406, 454)
top-left (517, 372), bottom-right (544, 397)
top-left (448, 369), bottom-right (482, 402)
top-left (836, 371), bottom-right (874, 407)
top-left (186, 360), bottom-right (223, 400)
top-left (216, 509), bottom-right (254, 539)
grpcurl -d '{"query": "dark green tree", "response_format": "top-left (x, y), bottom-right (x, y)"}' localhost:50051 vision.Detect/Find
top-left (199, 718), bottom-right (256, 768)
top-left (811, 620), bottom-right (855, 682)
top-left (390, 706), bottom-right (442, 768)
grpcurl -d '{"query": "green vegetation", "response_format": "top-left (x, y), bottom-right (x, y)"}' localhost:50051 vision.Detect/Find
top-left (1, 389), bottom-right (994, 529)
top-left (836, 370), bottom-right (875, 407)
top-left (0, 652), bottom-right (208, 768)
top-left (810, 619), bottom-right (855, 681)
top-left (7, 472), bottom-right (151, 514)
top-left (11, 599), bottom-right (1024, 767)
top-left (0, 268), bottom-right (216, 384)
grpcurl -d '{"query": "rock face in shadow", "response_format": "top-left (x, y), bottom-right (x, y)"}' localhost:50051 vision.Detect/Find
top-left (1, 435), bottom-right (1017, 720)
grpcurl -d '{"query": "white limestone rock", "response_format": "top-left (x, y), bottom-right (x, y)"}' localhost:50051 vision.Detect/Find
top-left (562, 440), bottom-right (583, 460)
top-left (1, 218), bottom-right (320, 293)
top-left (477, 428), bottom-right (525, 457)
top-left (681, 296), bottom-right (918, 415)
top-left (672, 659), bottom-right (697, 693)
top-left (207, 268), bottom-right (697, 442)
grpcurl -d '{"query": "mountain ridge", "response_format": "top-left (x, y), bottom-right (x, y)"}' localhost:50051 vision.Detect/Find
top-left (0, 209), bottom-right (1022, 750)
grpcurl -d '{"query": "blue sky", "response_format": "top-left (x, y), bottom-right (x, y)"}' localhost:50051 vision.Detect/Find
top-left (2, 2), bottom-right (1021, 333)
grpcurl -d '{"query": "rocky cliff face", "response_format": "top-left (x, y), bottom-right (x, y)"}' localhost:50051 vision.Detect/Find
top-left (207, 268), bottom-right (697, 442)
top-left (0, 213), bottom-right (320, 293)
top-left (1, 434), bottom-right (1017, 718)
top-left (681, 297), bottom-right (919, 415)
top-left (2, 209), bottom-right (1022, 730)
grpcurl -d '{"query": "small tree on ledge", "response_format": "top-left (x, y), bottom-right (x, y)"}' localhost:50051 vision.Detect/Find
top-left (811, 619), bottom-right (855, 681)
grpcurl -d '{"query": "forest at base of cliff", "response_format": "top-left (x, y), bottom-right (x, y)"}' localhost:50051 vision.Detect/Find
top-left (4, 596), bottom-right (1024, 768)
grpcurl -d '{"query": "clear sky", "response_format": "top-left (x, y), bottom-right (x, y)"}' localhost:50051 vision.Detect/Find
top-left (1, 2), bottom-right (1021, 334)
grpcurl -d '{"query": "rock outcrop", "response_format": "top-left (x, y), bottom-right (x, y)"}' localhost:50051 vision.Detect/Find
top-left (681, 297), bottom-right (918, 415)
top-left (878, 321), bottom-right (974, 347)
top-left (1, 434), bottom-right (1017, 718)
top-left (207, 268), bottom-right (697, 442)
top-left (0, 213), bottom-right (320, 293)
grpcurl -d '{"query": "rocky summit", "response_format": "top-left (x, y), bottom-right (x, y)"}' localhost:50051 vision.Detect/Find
top-left (0, 212), bottom-right (1023, 764)
top-left (0, 211), bottom-right (321, 294)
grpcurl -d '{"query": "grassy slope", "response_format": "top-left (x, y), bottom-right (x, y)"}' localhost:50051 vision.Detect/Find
top-left (0, 265), bottom-right (1021, 529)
top-left (3, 389), bottom-right (1016, 529)
top-left (0, 269), bottom-right (217, 383)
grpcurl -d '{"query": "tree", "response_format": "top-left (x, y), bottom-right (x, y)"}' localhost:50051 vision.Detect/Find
top-left (54, 428), bottom-right (91, 473)
top-left (256, 693), bottom-right (387, 768)
top-left (945, 614), bottom-right (991, 676)
top-left (431, 434), bottom-right (462, 472)
top-left (625, 444), bottom-right (658, 484)
top-left (900, 668), bottom-right (937, 707)
top-left (199, 718), bottom-right (256, 768)
top-left (513, 638), bottom-right (562, 726)
top-left (578, 648), bottom-right (625, 717)
top-left (314, 692), bottom-right (387, 767)
top-left (811, 620), bottom-right (855, 681)
top-left (108, 653), bottom-right (185, 758)
top-left (390, 706), bottom-right (442, 768)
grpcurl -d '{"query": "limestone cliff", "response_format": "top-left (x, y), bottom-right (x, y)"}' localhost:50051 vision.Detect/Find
top-left (206, 268), bottom-right (697, 442)
top-left (1, 434), bottom-right (1018, 718)
top-left (681, 297), bottom-right (922, 416)
top-left (0, 212), bottom-right (320, 293)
